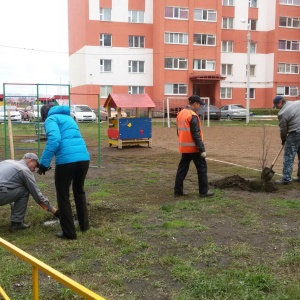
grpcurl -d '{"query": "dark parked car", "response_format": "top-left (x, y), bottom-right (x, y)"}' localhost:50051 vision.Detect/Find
top-left (164, 107), bottom-right (183, 117)
top-left (19, 108), bottom-right (30, 121)
top-left (27, 105), bottom-right (42, 122)
top-left (93, 106), bottom-right (127, 122)
top-left (220, 104), bottom-right (247, 120)
top-left (197, 105), bottom-right (221, 120)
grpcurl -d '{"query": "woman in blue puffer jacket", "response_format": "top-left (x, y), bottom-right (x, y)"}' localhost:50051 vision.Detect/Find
top-left (38, 105), bottom-right (90, 240)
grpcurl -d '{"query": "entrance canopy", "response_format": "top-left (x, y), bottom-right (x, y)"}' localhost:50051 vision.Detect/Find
top-left (190, 74), bottom-right (226, 83)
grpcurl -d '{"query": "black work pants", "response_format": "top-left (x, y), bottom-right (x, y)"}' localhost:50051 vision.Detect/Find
top-left (174, 152), bottom-right (208, 195)
top-left (55, 161), bottom-right (90, 239)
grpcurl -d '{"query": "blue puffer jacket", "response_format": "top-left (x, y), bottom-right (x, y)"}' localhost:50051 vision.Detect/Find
top-left (40, 106), bottom-right (90, 167)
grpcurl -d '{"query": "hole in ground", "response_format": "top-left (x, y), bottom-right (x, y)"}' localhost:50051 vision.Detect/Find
top-left (210, 174), bottom-right (278, 193)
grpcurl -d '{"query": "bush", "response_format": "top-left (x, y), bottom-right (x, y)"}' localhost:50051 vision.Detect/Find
top-left (251, 108), bottom-right (279, 116)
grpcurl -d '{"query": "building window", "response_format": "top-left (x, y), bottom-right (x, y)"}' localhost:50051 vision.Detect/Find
top-left (129, 86), bottom-right (145, 94)
top-left (220, 88), bottom-right (232, 99)
top-left (100, 59), bottom-right (112, 72)
top-left (222, 18), bottom-right (234, 29)
top-left (221, 64), bottom-right (233, 75)
top-left (248, 0), bottom-right (258, 8)
top-left (100, 34), bottom-right (112, 47)
top-left (129, 36), bottom-right (145, 48)
top-left (165, 32), bottom-right (188, 44)
top-left (165, 84), bottom-right (187, 95)
top-left (246, 65), bottom-right (256, 76)
top-left (280, 0), bottom-right (300, 5)
top-left (249, 19), bottom-right (257, 30)
top-left (128, 61), bottom-right (145, 73)
top-left (250, 42), bottom-right (257, 53)
top-left (100, 8), bottom-right (111, 21)
top-left (194, 9), bottom-right (217, 22)
top-left (279, 17), bottom-right (300, 28)
top-left (277, 86), bottom-right (298, 96)
top-left (128, 10), bottom-right (144, 23)
top-left (164, 58), bottom-right (188, 69)
top-left (246, 88), bottom-right (255, 99)
top-left (165, 6), bottom-right (188, 19)
top-left (277, 63), bottom-right (299, 74)
top-left (100, 85), bottom-right (112, 98)
top-left (278, 40), bottom-right (300, 51)
top-left (223, 0), bottom-right (234, 5)
top-left (193, 59), bottom-right (215, 71)
top-left (193, 34), bottom-right (216, 46)
top-left (221, 41), bottom-right (233, 52)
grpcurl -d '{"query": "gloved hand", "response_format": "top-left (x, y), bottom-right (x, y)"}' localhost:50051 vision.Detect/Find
top-left (201, 152), bottom-right (206, 158)
top-left (281, 138), bottom-right (286, 146)
top-left (37, 164), bottom-right (51, 175)
top-left (54, 210), bottom-right (60, 219)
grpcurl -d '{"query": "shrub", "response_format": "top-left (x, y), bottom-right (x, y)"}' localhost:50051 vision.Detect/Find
top-left (251, 108), bottom-right (279, 116)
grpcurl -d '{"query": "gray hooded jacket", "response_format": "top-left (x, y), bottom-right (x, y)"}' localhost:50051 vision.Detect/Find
top-left (277, 100), bottom-right (300, 140)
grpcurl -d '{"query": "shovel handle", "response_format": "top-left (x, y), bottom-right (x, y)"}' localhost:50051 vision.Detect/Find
top-left (270, 144), bottom-right (284, 167)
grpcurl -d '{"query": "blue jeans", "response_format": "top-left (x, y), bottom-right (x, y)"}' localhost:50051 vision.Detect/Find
top-left (282, 132), bottom-right (300, 182)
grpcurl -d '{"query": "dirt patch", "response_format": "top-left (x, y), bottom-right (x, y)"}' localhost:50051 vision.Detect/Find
top-left (3, 123), bottom-right (300, 299)
top-left (210, 174), bottom-right (278, 193)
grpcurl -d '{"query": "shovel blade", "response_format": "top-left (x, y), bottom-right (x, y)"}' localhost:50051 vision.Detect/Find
top-left (261, 167), bottom-right (275, 182)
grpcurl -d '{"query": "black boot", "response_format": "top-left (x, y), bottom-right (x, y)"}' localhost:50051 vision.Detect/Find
top-left (55, 232), bottom-right (77, 240)
top-left (10, 222), bottom-right (31, 231)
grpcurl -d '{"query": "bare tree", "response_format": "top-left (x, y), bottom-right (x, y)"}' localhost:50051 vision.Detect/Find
top-left (260, 126), bottom-right (271, 171)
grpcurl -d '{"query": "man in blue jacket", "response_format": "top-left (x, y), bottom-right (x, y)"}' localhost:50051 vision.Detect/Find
top-left (38, 105), bottom-right (90, 240)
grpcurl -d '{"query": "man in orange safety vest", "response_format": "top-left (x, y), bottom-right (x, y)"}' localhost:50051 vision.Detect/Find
top-left (174, 95), bottom-right (214, 198)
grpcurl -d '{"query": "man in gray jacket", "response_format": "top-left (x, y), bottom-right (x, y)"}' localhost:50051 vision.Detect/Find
top-left (0, 153), bottom-right (58, 231)
top-left (273, 96), bottom-right (300, 184)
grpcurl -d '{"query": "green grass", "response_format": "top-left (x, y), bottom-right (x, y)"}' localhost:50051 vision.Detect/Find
top-left (270, 198), bottom-right (300, 210)
top-left (1, 121), bottom-right (300, 299)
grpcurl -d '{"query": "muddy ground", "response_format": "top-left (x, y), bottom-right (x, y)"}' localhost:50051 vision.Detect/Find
top-left (99, 124), bottom-right (298, 188)
top-left (3, 122), bottom-right (300, 299)
top-left (82, 123), bottom-right (300, 298)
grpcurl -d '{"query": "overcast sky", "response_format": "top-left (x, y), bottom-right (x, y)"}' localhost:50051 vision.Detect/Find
top-left (0, 0), bottom-right (69, 96)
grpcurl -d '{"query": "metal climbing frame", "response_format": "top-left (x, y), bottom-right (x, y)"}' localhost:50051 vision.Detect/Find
top-left (1, 83), bottom-right (70, 160)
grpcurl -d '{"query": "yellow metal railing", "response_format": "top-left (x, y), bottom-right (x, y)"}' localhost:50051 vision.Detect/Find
top-left (0, 237), bottom-right (106, 300)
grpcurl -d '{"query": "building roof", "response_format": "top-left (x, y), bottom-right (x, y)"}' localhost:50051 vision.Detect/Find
top-left (52, 95), bottom-right (69, 100)
top-left (104, 94), bottom-right (156, 109)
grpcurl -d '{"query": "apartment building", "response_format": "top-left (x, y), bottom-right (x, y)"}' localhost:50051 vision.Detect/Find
top-left (68, 0), bottom-right (300, 109)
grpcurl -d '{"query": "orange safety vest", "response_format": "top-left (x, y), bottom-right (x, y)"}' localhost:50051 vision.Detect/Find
top-left (177, 108), bottom-right (204, 153)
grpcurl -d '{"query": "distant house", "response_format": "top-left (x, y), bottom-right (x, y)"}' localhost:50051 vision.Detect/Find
top-left (38, 95), bottom-right (74, 106)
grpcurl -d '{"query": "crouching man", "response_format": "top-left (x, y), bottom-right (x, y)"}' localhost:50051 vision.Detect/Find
top-left (0, 153), bottom-right (59, 231)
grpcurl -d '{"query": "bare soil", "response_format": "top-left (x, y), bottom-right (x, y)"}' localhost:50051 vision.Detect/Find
top-left (84, 124), bottom-right (300, 299)
top-left (3, 123), bottom-right (300, 299)
top-left (100, 124), bottom-right (298, 190)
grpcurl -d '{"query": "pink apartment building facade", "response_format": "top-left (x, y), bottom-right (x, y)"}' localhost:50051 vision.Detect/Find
top-left (68, 0), bottom-right (300, 109)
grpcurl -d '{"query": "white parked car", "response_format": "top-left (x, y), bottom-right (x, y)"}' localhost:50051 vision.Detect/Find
top-left (220, 104), bottom-right (247, 120)
top-left (70, 105), bottom-right (97, 122)
top-left (0, 106), bottom-right (22, 123)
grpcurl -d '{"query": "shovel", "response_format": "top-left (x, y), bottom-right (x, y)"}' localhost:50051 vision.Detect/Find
top-left (261, 145), bottom-right (284, 182)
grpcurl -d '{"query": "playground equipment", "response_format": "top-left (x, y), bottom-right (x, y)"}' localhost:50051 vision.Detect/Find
top-left (1, 83), bottom-right (70, 161)
top-left (104, 94), bottom-right (156, 149)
